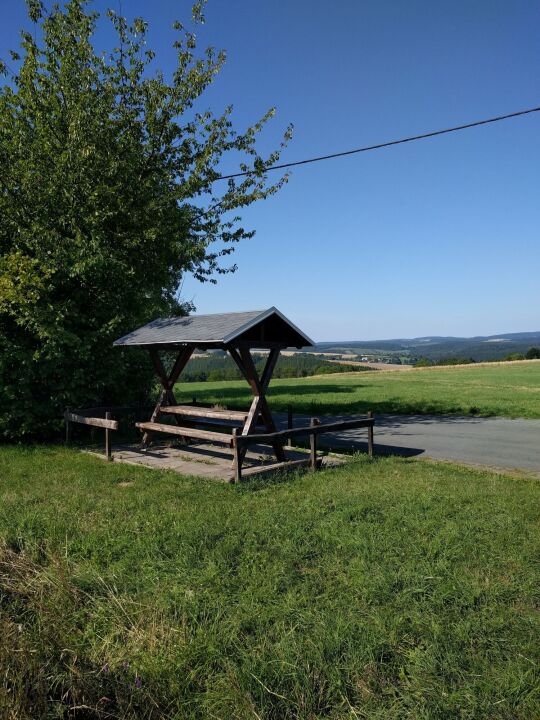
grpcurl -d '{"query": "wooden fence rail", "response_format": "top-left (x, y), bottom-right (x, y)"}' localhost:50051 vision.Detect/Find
top-left (234, 415), bottom-right (374, 449)
top-left (64, 408), bottom-right (118, 461)
top-left (231, 411), bottom-right (374, 483)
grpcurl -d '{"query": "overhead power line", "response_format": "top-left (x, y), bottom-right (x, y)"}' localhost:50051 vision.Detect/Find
top-left (217, 105), bottom-right (540, 181)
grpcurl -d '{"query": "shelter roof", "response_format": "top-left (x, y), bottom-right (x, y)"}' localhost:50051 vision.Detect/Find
top-left (113, 307), bottom-right (314, 349)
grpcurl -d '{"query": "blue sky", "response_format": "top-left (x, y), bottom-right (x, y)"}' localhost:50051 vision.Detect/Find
top-left (2, 1), bottom-right (539, 341)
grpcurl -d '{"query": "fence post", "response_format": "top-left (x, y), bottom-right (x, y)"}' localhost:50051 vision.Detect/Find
top-left (287, 404), bottom-right (293, 447)
top-left (310, 418), bottom-right (320, 471)
top-left (105, 411), bottom-right (112, 461)
top-left (65, 407), bottom-right (71, 446)
top-left (232, 428), bottom-right (241, 483)
top-left (367, 410), bottom-right (374, 457)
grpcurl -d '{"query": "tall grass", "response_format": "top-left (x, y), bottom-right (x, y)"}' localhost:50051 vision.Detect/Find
top-left (1, 446), bottom-right (538, 718)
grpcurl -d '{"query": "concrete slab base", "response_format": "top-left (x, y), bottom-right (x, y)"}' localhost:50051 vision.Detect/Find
top-left (100, 441), bottom-right (342, 481)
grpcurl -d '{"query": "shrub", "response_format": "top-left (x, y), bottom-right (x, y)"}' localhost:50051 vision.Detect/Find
top-left (414, 357), bottom-right (433, 367)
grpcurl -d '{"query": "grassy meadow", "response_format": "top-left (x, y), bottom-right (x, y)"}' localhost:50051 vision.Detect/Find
top-left (177, 360), bottom-right (540, 419)
top-left (1, 446), bottom-right (539, 719)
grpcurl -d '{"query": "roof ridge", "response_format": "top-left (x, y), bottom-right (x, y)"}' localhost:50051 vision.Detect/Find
top-left (163, 308), bottom-right (267, 320)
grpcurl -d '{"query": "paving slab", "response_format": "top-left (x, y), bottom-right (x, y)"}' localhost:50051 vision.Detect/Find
top-left (109, 441), bottom-right (340, 481)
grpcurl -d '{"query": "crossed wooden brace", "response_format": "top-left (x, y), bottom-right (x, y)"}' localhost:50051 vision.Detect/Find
top-left (142, 345), bottom-right (285, 463)
top-left (142, 346), bottom-right (193, 445)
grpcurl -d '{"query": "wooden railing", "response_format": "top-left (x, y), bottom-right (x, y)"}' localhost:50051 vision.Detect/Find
top-left (230, 411), bottom-right (374, 483)
top-left (64, 408), bottom-right (119, 461)
top-left (64, 404), bottom-right (375, 480)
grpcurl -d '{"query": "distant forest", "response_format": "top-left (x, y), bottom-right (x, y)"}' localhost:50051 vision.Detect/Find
top-left (179, 353), bottom-right (373, 383)
top-left (309, 331), bottom-right (540, 364)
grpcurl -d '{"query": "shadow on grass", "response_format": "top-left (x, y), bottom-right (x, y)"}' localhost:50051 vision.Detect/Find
top-left (181, 381), bottom-right (490, 419)
top-left (318, 440), bottom-right (425, 458)
top-left (183, 382), bottom-right (357, 403)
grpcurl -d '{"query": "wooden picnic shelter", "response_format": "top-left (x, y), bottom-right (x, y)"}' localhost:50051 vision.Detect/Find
top-left (113, 308), bottom-right (315, 475)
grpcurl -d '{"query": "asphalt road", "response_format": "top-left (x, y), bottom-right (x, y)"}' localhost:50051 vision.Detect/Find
top-left (281, 413), bottom-right (540, 474)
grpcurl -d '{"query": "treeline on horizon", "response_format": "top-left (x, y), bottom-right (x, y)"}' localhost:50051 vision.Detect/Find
top-left (180, 353), bottom-right (375, 383)
top-left (414, 347), bottom-right (540, 367)
top-left (312, 334), bottom-right (540, 363)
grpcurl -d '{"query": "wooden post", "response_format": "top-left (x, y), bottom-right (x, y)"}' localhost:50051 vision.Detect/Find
top-left (367, 410), bottom-right (374, 457)
top-left (309, 418), bottom-right (320, 471)
top-left (232, 428), bottom-right (241, 483)
top-left (65, 407), bottom-right (71, 446)
top-left (105, 412), bottom-right (112, 461)
top-left (287, 405), bottom-right (293, 447)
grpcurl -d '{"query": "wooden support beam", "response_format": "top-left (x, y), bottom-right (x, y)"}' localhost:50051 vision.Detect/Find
top-left (229, 347), bottom-right (280, 435)
top-left (227, 346), bottom-right (248, 385)
top-left (65, 407), bottom-right (71, 445)
top-left (105, 411), bottom-right (112, 461)
top-left (143, 346), bottom-right (193, 445)
top-left (232, 428), bottom-right (241, 483)
top-left (367, 410), bottom-right (374, 457)
top-left (287, 404), bottom-right (293, 447)
top-left (260, 347), bottom-right (281, 390)
top-left (310, 417), bottom-right (320, 471)
top-left (149, 349), bottom-right (191, 406)
top-left (228, 346), bottom-right (285, 463)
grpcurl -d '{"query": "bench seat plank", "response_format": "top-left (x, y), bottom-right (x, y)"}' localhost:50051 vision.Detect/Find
top-left (136, 421), bottom-right (232, 445)
top-left (160, 405), bottom-right (247, 422)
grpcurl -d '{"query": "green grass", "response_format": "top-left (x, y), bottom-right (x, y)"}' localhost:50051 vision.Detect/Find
top-left (178, 361), bottom-right (540, 418)
top-left (1, 446), bottom-right (538, 718)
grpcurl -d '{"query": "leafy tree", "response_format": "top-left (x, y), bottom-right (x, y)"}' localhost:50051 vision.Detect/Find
top-left (0, 0), bottom-right (292, 438)
top-left (525, 347), bottom-right (540, 359)
top-left (503, 353), bottom-right (525, 362)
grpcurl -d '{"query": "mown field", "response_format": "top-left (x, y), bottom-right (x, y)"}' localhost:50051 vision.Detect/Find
top-left (1, 446), bottom-right (539, 719)
top-left (177, 360), bottom-right (540, 419)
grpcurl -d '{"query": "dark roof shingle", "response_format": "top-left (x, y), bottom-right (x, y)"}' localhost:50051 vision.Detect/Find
top-left (113, 307), bottom-right (313, 347)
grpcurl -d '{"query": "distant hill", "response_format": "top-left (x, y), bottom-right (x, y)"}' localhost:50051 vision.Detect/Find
top-left (310, 331), bottom-right (540, 363)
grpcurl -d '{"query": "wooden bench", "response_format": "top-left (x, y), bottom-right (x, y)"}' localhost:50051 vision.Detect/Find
top-left (135, 421), bottom-right (233, 446)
